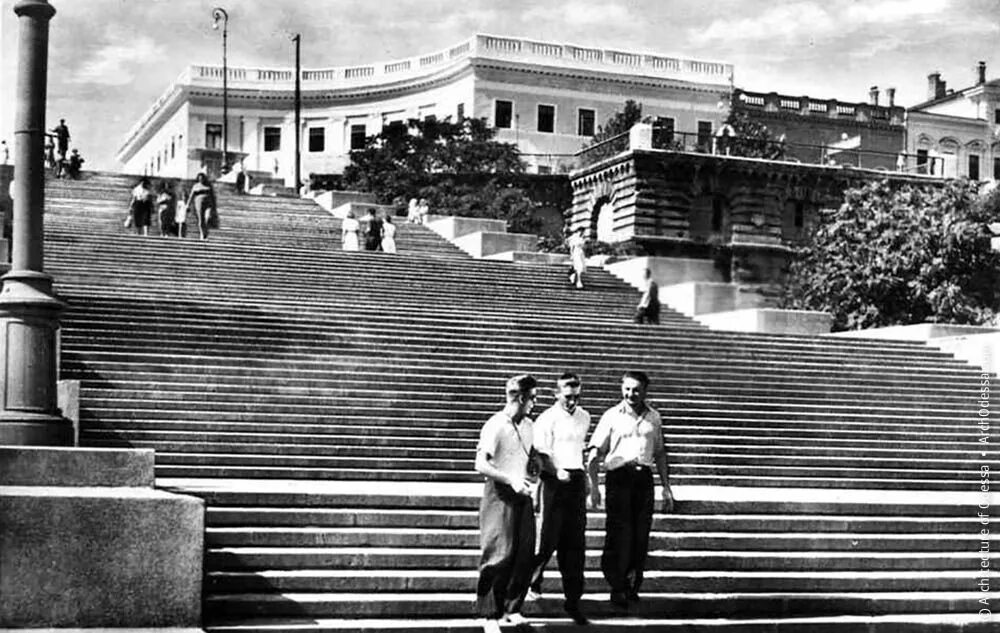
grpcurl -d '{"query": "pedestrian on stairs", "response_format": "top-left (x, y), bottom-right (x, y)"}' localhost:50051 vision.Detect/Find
top-left (475, 374), bottom-right (540, 633)
top-left (341, 211), bottom-right (360, 251)
top-left (635, 268), bottom-right (660, 324)
top-left (127, 177), bottom-right (155, 236)
top-left (407, 198), bottom-right (420, 223)
top-left (587, 370), bottom-right (673, 609)
top-left (381, 215), bottom-right (397, 254)
top-left (525, 372), bottom-right (591, 626)
top-left (185, 172), bottom-right (217, 241)
top-left (567, 228), bottom-right (587, 289)
top-left (155, 180), bottom-right (177, 237)
top-left (363, 208), bottom-right (382, 251)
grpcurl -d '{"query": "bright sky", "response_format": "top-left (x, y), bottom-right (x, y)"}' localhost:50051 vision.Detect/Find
top-left (1, 0), bottom-right (998, 171)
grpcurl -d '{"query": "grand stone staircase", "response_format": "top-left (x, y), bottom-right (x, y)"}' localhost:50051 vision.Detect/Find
top-left (42, 171), bottom-right (999, 631)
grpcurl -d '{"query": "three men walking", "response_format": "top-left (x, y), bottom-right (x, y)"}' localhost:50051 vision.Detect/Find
top-left (476, 371), bottom-right (673, 629)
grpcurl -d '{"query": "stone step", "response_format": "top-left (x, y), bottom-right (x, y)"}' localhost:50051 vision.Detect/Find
top-left (204, 507), bottom-right (986, 533)
top-left (75, 390), bottom-right (987, 422)
top-left (151, 464), bottom-right (984, 489)
top-left (206, 569), bottom-right (998, 594)
top-left (204, 526), bottom-right (999, 551)
top-left (93, 441), bottom-right (999, 471)
top-left (203, 613), bottom-right (1000, 633)
top-left (202, 590), bottom-right (991, 619)
top-left (162, 483), bottom-right (991, 516)
top-left (206, 546), bottom-right (988, 573)
top-left (63, 365), bottom-right (981, 399)
top-left (85, 429), bottom-right (995, 452)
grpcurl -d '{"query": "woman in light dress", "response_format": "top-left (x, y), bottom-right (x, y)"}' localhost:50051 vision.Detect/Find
top-left (342, 210), bottom-right (360, 251)
top-left (381, 215), bottom-right (397, 253)
top-left (407, 198), bottom-right (420, 223)
top-left (567, 227), bottom-right (587, 289)
top-left (184, 172), bottom-right (217, 241)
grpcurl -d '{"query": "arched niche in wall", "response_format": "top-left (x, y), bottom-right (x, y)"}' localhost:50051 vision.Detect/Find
top-left (588, 177), bottom-right (617, 243)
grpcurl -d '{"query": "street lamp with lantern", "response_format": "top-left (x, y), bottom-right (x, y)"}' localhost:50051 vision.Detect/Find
top-left (211, 6), bottom-right (229, 173)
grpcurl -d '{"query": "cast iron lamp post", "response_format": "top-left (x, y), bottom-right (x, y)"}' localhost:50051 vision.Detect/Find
top-left (212, 6), bottom-right (229, 173)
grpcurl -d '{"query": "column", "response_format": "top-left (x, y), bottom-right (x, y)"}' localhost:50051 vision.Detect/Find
top-left (0, 0), bottom-right (72, 446)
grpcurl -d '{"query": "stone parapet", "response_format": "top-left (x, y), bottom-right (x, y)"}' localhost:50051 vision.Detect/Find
top-left (0, 446), bottom-right (204, 628)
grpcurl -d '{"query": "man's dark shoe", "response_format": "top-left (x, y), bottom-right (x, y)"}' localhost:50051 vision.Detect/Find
top-left (565, 605), bottom-right (590, 625)
top-left (626, 589), bottom-right (641, 602)
top-left (609, 591), bottom-right (629, 609)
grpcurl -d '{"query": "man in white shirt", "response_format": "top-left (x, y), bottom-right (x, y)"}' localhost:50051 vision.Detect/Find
top-left (587, 370), bottom-right (673, 608)
top-left (526, 373), bottom-right (591, 625)
top-left (475, 374), bottom-right (539, 632)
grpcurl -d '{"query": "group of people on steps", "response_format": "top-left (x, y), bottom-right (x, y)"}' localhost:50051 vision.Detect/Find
top-left (126, 173), bottom-right (217, 240)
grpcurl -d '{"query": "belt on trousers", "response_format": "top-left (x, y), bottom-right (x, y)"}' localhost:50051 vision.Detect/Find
top-left (610, 463), bottom-right (651, 473)
top-left (541, 468), bottom-right (586, 481)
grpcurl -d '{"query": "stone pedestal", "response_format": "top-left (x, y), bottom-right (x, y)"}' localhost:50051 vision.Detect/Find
top-left (0, 446), bottom-right (204, 628)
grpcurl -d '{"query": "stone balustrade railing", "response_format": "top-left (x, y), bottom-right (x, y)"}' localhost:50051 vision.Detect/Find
top-left (734, 88), bottom-right (904, 126)
top-left (120, 33), bottom-right (732, 155)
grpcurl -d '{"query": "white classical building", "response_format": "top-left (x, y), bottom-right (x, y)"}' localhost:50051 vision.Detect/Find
top-left (906, 62), bottom-right (1000, 180)
top-left (116, 34), bottom-right (734, 184)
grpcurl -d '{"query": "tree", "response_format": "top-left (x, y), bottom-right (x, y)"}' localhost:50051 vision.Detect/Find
top-left (342, 117), bottom-right (542, 234)
top-left (579, 100), bottom-right (645, 164)
top-left (782, 179), bottom-right (1000, 331)
top-left (721, 111), bottom-right (785, 159)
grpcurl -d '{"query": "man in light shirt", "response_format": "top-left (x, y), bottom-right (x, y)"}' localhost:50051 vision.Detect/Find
top-left (526, 373), bottom-right (591, 625)
top-left (474, 374), bottom-right (539, 633)
top-left (587, 370), bottom-right (673, 608)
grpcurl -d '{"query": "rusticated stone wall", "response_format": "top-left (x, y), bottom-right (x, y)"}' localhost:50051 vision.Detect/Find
top-left (569, 150), bottom-right (944, 283)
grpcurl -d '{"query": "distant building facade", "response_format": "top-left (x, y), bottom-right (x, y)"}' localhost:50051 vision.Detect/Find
top-left (731, 87), bottom-right (906, 171)
top-left (906, 62), bottom-right (1000, 180)
top-left (116, 34), bottom-right (733, 183)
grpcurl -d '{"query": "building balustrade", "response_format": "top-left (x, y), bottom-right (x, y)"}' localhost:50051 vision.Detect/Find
top-left (575, 124), bottom-right (941, 177)
top-left (119, 33), bottom-right (732, 160)
top-left (735, 89), bottom-right (903, 126)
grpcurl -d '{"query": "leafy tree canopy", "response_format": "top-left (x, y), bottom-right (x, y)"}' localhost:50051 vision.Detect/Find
top-left (721, 110), bottom-right (786, 160)
top-left (342, 117), bottom-right (542, 234)
top-left (579, 100), bottom-right (646, 164)
top-left (782, 179), bottom-right (1000, 331)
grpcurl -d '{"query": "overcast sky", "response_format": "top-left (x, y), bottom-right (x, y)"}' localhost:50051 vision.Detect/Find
top-left (1, 0), bottom-right (998, 171)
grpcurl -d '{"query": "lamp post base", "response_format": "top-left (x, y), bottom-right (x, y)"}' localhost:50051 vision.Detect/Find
top-left (0, 269), bottom-right (71, 447)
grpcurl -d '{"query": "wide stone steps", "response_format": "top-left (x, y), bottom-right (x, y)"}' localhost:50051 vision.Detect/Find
top-left (201, 590), bottom-right (992, 620)
top-left (45, 174), bottom-right (996, 630)
top-left (204, 526), bottom-right (997, 552)
top-left (61, 364), bottom-right (981, 401)
top-left (203, 614), bottom-right (998, 633)
top-left (204, 506), bottom-right (984, 532)
top-left (205, 569), bottom-right (995, 593)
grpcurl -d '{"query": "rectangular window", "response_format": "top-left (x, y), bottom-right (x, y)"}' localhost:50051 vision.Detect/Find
top-left (916, 149), bottom-right (929, 174)
top-left (495, 100), bottom-right (513, 129)
top-left (350, 124), bottom-right (367, 150)
top-left (577, 108), bottom-right (595, 136)
top-left (697, 120), bottom-right (713, 151)
top-left (263, 126), bottom-right (281, 152)
top-left (537, 104), bottom-right (555, 133)
top-left (457, 103), bottom-right (465, 120)
top-left (170, 138), bottom-right (175, 159)
top-left (994, 157), bottom-right (1000, 181)
top-left (205, 123), bottom-right (222, 150)
top-left (537, 165), bottom-right (552, 174)
top-left (794, 202), bottom-right (804, 228)
top-left (308, 127), bottom-right (325, 152)
top-left (969, 154), bottom-right (980, 180)
top-left (995, 108), bottom-right (1000, 124)
top-left (654, 116), bottom-right (675, 146)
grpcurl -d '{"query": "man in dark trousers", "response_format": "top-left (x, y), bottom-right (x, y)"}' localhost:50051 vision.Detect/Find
top-left (635, 268), bottom-right (660, 324)
top-left (51, 119), bottom-right (70, 160)
top-left (363, 208), bottom-right (382, 251)
top-left (587, 370), bottom-right (673, 608)
top-left (526, 372), bottom-right (591, 625)
top-left (475, 374), bottom-right (539, 633)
